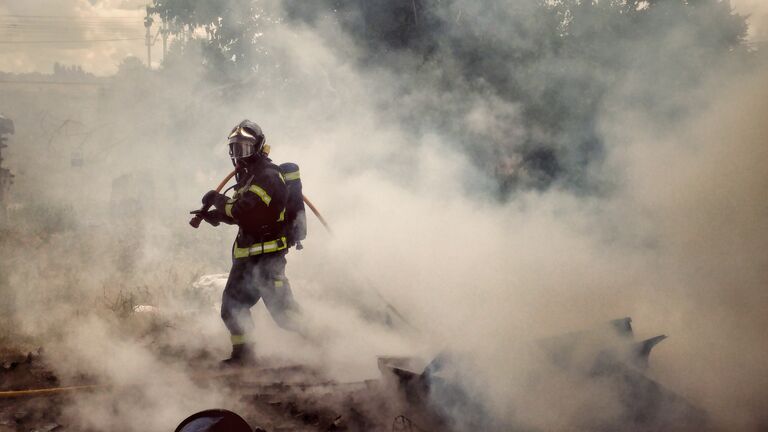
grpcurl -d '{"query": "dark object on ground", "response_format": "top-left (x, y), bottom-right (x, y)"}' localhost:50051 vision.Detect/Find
top-left (0, 115), bottom-right (12, 136)
top-left (380, 317), bottom-right (707, 432)
top-left (175, 409), bottom-right (253, 432)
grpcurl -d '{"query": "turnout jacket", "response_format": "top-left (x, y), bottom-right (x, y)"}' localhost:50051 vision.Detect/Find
top-left (223, 157), bottom-right (288, 257)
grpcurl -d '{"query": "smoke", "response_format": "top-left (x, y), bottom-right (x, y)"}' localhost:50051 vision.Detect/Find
top-left (1, 0), bottom-right (767, 431)
top-left (599, 67), bottom-right (768, 430)
top-left (733, 0), bottom-right (768, 40)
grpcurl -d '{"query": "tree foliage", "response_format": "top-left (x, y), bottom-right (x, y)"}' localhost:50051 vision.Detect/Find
top-left (150, 0), bottom-right (278, 80)
top-left (150, 0), bottom-right (751, 193)
top-left (311, 0), bottom-right (750, 190)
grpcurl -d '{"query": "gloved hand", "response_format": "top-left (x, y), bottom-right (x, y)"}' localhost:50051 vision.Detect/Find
top-left (202, 209), bottom-right (224, 226)
top-left (202, 190), bottom-right (229, 209)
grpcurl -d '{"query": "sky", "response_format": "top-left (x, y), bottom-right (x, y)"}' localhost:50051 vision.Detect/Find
top-left (0, 0), bottom-right (766, 76)
top-left (0, 0), bottom-right (148, 74)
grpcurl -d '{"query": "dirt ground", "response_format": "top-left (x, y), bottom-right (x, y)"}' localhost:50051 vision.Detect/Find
top-left (0, 348), bottom-right (65, 432)
top-left (0, 346), bottom-right (431, 432)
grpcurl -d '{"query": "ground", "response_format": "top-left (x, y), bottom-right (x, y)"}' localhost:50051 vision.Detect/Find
top-left (0, 345), bottom-right (428, 432)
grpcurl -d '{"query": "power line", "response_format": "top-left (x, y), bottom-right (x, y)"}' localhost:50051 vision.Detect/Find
top-left (0, 21), bottom-right (141, 23)
top-left (0, 18), bottom-right (143, 22)
top-left (0, 28), bottom-right (143, 34)
top-left (0, 26), bottom-right (143, 32)
top-left (0, 22), bottom-right (142, 26)
top-left (0, 38), bottom-right (144, 44)
top-left (0, 15), bottom-right (147, 41)
top-left (0, 21), bottom-right (143, 25)
top-left (0, 80), bottom-right (106, 86)
top-left (0, 30), bottom-right (143, 35)
top-left (0, 15), bottom-right (142, 19)
top-left (0, 21), bottom-right (143, 27)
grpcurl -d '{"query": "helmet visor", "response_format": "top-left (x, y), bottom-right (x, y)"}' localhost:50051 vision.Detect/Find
top-left (228, 140), bottom-right (256, 159)
top-left (228, 127), bottom-right (259, 159)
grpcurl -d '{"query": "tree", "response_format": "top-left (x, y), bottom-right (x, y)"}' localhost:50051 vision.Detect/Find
top-left (116, 56), bottom-right (147, 78)
top-left (287, 0), bottom-right (749, 192)
top-left (149, 0), bottom-right (279, 81)
top-left (146, 0), bottom-right (750, 193)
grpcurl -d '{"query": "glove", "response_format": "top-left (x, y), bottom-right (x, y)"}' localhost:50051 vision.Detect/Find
top-left (202, 190), bottom-right (229, 209)
top-left (202, 210), bottom-right (223, 226)
top-left (202, 190), bottom-right (219, 206)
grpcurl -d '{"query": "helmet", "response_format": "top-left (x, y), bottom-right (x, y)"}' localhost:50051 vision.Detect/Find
top-left (228, 120), bottom-right (266, 161)
top-left (175, 409), bottom-right (253, 432)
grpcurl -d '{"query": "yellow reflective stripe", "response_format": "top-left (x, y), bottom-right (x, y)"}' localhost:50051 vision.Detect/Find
top-left (232, 237), bottom-right (288, 259)
top-left (231, 334), bottom-right (246, 345)
top-left (277, 208), bottom-right (285, 222)
top-left (247, 238), bottom-right (285, 254)
top-left (233, 245), bottom-right (250, 259)
top-left (248, 185), bottom-right (271, 206)
top-left (283, 170), bottom-right (300, 181)
top-left (225, 199), bottom-right (235, 218)
top-left (274, 280), bottom-right (284, 288)
top-left (278, 172), bottom-right (285, 184)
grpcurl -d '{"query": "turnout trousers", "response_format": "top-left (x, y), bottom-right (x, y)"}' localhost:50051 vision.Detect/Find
top-left (220, 251), bottom-right (302, 343)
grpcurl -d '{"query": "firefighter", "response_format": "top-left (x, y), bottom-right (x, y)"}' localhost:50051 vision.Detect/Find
top-left (202, 120), bottom-right (303, 365)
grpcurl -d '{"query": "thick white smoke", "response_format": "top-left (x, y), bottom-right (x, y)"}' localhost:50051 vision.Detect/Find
top-left (1, 1), bottom-right (767, 431)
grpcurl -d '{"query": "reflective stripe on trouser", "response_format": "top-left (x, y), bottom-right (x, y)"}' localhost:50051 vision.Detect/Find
top-left (221, 253), bottom-right (302, 339)
top-left (233, 236), bottom-right (287, 259)
top-left (231, 334), bottom-right (246, 345)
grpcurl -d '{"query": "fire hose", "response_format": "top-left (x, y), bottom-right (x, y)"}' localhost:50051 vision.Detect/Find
top-left (0, 366), bottom-right (334, 399)
top-left (187, 171), bottom-right (409, 328)
top-left (189, 169), bottom-right (332, 233)
top-left (0, 384), bottom-right (103, 398)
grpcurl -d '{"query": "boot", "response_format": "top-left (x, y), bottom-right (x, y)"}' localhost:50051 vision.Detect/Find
top-left (221, 343), bottom-right (257, 367)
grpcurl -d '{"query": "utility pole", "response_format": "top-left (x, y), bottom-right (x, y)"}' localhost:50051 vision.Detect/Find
top-left (0, 115), bottom-right (14, 220)
top-left (359, 0), bottom-right (368, 40)
top-left (144, 6), bottom-right (154, 68)
top-left (161, 14), bottom-right (168, 60)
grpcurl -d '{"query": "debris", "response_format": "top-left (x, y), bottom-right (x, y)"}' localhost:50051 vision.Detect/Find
top-left (392, 415), bottom-right (413, 431)
top-left (132, 304), bottom-right (159, 314)
top-left (192, 274), bottom-right (229, 293)
top-left (328, 415), bottom-right (344, 431)
top-left (31, 423), bottom-right (61, 432)
top-left (380, 317), bottom-right (707, 431)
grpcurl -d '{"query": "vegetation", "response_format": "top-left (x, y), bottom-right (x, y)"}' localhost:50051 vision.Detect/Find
top-left (149, 0), bottom-right (281, 81)
top-left (147, 0), bottom-right (751, 192)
